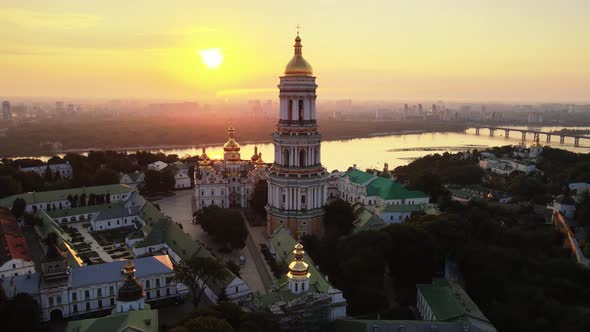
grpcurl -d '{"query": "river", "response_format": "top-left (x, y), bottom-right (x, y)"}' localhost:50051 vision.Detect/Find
top-left (16, 126), bottom-right (590, 172)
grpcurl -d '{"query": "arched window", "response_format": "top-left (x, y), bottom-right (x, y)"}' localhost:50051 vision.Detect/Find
top-left (299, 149), bottom-right (306, 167)
top-left (298, 99), bottom-right (304, 122)
top-left (314, 149), bottom-right (319, 165)
top-left (283, 149), bottom-right (290, 167)
top-left (288, 100), bottom-right (293, 122)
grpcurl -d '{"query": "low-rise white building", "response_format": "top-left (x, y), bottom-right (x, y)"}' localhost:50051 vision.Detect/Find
top-left (0, 184), bottom-right (136, 214)
top-left (548, 194), bottom-right (577, 219)
top-left (147, 161), bottom-right (168, 172)
top-left (20, 162), bottom-right (73, 179)
top-left (1, 253), bottom-right (180, 322)
top-left (119, 171), bottom-right (145, 189)
top-left (333, 167), bottom-right (430, 206)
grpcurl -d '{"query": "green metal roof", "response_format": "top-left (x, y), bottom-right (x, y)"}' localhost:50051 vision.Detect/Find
top-left (417, 279), bottom-right (492, 326)
top-left (263, 226), bottom-right (333, 298)
top-left (0, 184), bottom-right (134, 207)
top-left (65, 308), bottom-right (158, 332)
top-left (366, 177), bottom-right (428, 200)
top-left (352, 205), bottom-right (385, 232)
top-left (345, 169), bottom-right (428, 200)
top-left (345, 168), bottom-right (376, 184)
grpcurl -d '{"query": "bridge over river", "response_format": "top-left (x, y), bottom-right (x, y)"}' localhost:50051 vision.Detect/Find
top-left (468, 126), bottom-right (590, 147)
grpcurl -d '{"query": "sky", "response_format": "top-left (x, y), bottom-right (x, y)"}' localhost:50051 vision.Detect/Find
top-left (0, 0), bottom-right (589, 102)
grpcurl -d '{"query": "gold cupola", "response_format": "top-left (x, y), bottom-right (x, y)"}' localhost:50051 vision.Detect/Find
top-left (223, 126), bottom-right (241, 152)
top-left (284, 34), bottom-right (313, 76)
top-left (287, 243), bottom-right (310, 280)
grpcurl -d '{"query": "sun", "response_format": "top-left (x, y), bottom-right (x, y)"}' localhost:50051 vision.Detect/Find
top-left (198, 49), bottom-right (223, 69)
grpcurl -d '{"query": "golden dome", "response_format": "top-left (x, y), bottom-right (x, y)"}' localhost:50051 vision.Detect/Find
top-left (287, 242), bottom-right (310, 281)
top-left (223, 126), bottom-right (241, 152)
top-left (255, 152), bottom-right (265, 166)
top-left (284, 34), bottom-right (313, 76)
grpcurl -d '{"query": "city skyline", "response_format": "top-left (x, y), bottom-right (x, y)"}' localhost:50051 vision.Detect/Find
top-left (1, 0), bottom-right (589, 102)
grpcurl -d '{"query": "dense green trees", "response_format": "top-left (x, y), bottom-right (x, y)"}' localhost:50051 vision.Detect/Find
top-left (174, 256), bottom-right (227, 306)
top-left (0, 292), bottom-right (41, 332)
top-left (144, 169), bottom-right (175, 193)
top-left (393, 152), bottom-right (482, 200)
top-left (250, 180), bottom-right (268, 218)
top-left (305, 200), bottom-right (590, 331)
top-left (323, 199), bottom-right (355, 239)
top-left (197, 206), bottom-right (247, 250)
top-left (171, 302), bottom-right (280, 332)
top-left (11, 198), bottom-right (26, 219)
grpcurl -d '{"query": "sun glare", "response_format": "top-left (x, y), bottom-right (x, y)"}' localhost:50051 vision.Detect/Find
top-left (199, 49), bottom-right (223, 69)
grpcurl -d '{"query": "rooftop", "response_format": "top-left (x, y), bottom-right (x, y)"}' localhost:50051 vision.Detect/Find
top-left (0, 184), bottom-right (134, 207)
top-left (69, 255), bottom-right (173, 289)
top-left (417, 279), bottom-right (494, 329)
top-left (0, 208), bottom-right (32, 265)
top-left (66, 307), bottom-right (158, 332)
top-left (345, 168), bottom-right (428, 200)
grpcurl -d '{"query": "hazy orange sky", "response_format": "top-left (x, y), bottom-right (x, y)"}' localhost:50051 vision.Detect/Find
top-left (0, 1), bottom-right (589, 102)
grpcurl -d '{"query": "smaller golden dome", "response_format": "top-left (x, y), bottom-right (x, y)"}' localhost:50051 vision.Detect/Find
top-left (255, 152), bottom-right (265, 167)
top-left (223, 126), bottom-right (241, 152)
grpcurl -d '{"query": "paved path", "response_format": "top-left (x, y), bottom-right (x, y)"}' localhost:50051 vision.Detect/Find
top-left (240, 211), bottom-right (273, 292)
top-left (72, 223), bottom-right (112, 262)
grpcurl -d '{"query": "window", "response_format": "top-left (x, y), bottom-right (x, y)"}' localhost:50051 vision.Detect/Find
top-left (302, 283), bottom-right (305, 291)
top-left (12, 263), bottom-right (15, 268)
top-left (72, 292), bottom-right (77, 301)
top-left (166, 288), bottom-right (171, 296)
top-left (85, 302), bottom-right (90, 311)
top-left (146, 280), bottom-right (150, 288)
top-left (235, 286), bottom-right (239, 294)
top-left (84, 290), bottom-right (90, 299)
top-left (109, 286), bottom-right (114, 296)
top-left (73, 304), bottom-right (78, 313)
top-left (156, 290), bottom-right (160, 297)
top-left (146, 292), bottom-right (151, 299)
top-left (107, 222), bottom-right (111, 226)
top-left (156, 279), bottom-right (160, 287)
top-left (301, 195), bottom-right (306, 204)
top-left (97, 288), bottom-right (102, 297)
top-left (298, 99), bottom-right (304, 121)
top-left (98, 300), bottom-right (102, 308)
top-left (110, 298), bottom-right (115, 306)
top-left (117, 220), bottom-right (120, 225)
top-left (49, 296), bottom-right (54, 306)
top-left (295, 283), bottom-right (298, 292)
top-left (57, 295), bottom-right (62, 305)
top-left (288, 100), bottom-right (293, 121)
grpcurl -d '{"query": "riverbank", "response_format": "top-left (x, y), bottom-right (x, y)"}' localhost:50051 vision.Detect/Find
top-left (3, 128), bottom-right (464, 159)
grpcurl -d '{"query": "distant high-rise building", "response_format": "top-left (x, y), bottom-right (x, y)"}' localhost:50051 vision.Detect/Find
top-left (2, 101), bottom-right (11, 121)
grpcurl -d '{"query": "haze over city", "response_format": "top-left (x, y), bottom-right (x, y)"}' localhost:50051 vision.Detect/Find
top-left (1, 0), bottom-right (589, 102)
top-left (2, 2), bottom-right (590, 332)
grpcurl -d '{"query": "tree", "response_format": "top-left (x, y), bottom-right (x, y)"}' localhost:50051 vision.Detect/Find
top-left (144, 169), bottom-right (175, 193)
top-left (11, 198), bottom-right (26, 219)
top-left (0, 293), bottom-right (41, 332)
top-left (47, 156), bottom-right (64, 165)
top-left (198, 206), bottom-right (247, 249)
top-left (92, 167), bottom-right (120, 186)
top-left (170, 316), bottom-right (234, 332)
top-left (225, 260), bottom-right (241, 278)
top-left (239, 312), bottom-right (281, 332)
top-left (0, 176), bottom-right (20, 197)
top-left (174, 256), bottom-right (227, 306)
top-left (250, 180), bottom-right (268, 217)
top-left (576, 190), bottom-right (590, 227)
top-left (323, 199), bottom-right (354, 238)
top-left (43, 166), bottom-right (53, 182)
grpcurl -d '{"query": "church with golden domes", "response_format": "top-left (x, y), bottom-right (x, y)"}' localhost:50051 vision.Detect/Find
top-left (194, 127), bottom-right (268, 210)
top-left (266, 32), bottom-right (328, 238)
